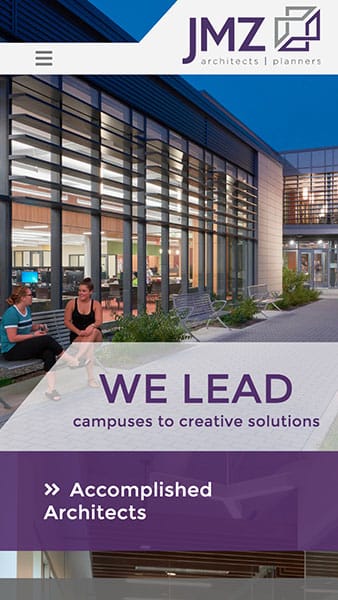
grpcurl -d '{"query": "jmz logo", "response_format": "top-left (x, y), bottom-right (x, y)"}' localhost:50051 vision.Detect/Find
top-left (182, 6), bottom-right (321, 63)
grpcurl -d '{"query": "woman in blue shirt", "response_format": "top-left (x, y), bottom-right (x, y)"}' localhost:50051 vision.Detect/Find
top-left (0, 285), bottom-right (81, 400)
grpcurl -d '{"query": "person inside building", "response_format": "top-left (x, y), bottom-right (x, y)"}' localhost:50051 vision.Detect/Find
top-left (132, 272), bottom-right (138, 287)
top-left (146, 264), bottom-right (153, 293)
top-left (64, 277), bottom-right (103, 388)
top-left (0, 284), bottom-right (83, 401)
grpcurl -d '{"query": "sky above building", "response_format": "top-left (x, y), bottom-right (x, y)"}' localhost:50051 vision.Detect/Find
top-left (90, 0), bottom-right (338, 152)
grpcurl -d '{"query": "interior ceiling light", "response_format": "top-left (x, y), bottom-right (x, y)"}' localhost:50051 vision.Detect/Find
top-left (76, 199), bottom-right (92, 207)
top-left (134, 566), bottom-right (230, 576)
top-left (23, 225), bottom-right (49, 229)
top-left (101, 204), bottom-right (121, 211)
top-left (125, 578), bottom-right (212, 589)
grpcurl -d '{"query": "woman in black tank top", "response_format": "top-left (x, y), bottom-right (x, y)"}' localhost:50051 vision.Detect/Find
top-left (64, 277), bottom-right (103, 387)
top-left (69, 298), bottom-right (96, 343)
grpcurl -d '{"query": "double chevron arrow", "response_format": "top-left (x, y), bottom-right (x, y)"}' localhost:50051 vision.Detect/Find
top-left (44, 482), bottom-right (60, 496)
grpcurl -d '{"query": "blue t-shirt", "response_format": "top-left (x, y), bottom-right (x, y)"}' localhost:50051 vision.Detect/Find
top-left (0, 305), bottom-right (32, 353)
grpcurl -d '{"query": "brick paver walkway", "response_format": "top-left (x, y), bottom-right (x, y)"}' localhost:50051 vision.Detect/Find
top-left (205, 297), bottom-right (338, 342)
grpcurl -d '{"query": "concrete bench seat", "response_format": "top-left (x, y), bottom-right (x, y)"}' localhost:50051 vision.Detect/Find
top-left (173, 290), bottom-right (231, 341)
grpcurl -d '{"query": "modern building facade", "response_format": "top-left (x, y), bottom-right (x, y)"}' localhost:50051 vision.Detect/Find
top-left (0, 0), bottom-right (284, 318)
top-left (282, 147), bottom-right (338, 288)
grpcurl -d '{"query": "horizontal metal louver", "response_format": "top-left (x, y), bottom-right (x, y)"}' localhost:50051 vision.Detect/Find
top-left (0, 0), bottom-right (13, 33)
top-left (12, 0), bottom-right (132, 42)
top-left (87, 75), bottom-right (255, 171)
top-left (206, 121), bottom-right (255, 174)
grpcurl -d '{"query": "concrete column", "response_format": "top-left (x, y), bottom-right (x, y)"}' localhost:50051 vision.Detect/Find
top-left (257, 153), bottom-right (283, 291)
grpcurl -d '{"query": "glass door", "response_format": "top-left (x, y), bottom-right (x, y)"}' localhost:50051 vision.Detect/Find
top-left (313, 250), bottom-right (328, 287)
top-left (299, 249), bottom-right (328, 288)
top-left (300, 251), bottom-right (312, 281)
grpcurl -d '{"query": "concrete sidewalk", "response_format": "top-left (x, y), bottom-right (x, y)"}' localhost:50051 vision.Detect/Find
top-left (197, 295), bottom-right (338, 342)
top-left (193, 295), bottom-right (338, 449)
top-left (0, 374), bottom-right (42, 426)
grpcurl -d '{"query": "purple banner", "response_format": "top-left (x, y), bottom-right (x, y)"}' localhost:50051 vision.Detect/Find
top-left (1, 451), bottom-right (338, 550)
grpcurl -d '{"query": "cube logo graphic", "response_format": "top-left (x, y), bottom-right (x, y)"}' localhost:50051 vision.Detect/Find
top-left (275, 6), bottom-right (320, 51)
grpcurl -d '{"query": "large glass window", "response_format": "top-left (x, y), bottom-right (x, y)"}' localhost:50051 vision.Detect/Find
top-left (7, 75), bottom-right (259, 313)
top-left (11, 77), bottom-right (61, 204)
top-left (283, 148), bottom-right (338, 225)
top-left (188, 147), bottom-right (204, 289)
top-left (62, 210), bottom-right (90, 302)
top-left (284, 171), bottom-right (338, 225)
top-left (146, 225), bottom-right (162, 311)
top-left (12, 203), bottom-right (51, 312)
top-left (101, 214), bottom-right (124, 318)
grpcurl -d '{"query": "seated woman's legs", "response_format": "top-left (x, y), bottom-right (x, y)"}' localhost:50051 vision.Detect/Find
top-left (3, 336), bottom-right (79, 397)
top-left (3, 335), bottom-right (62, 362)
top-left (72, 329), bottom-right (103, 386)
top-left (41, 347), bottom-right (59, 396)
top-left (72, 329), bottom-right (102, 360)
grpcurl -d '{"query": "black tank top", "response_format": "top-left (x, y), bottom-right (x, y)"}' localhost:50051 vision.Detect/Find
top-left (70, 298), bottom-right (95, 343)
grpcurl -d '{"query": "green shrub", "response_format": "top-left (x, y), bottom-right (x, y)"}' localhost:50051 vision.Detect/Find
top-left (277, 266), bottom-right (320, 309)
top-left (112, 311), bottom-right (187, 342)
top-left (222, 297), bottom-right (258, 326)
top-left (0, 378), bottom-right (13, 388)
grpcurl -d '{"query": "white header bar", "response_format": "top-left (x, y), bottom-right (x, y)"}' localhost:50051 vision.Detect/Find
top-left (0, 0), bottom-right (334, 74)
